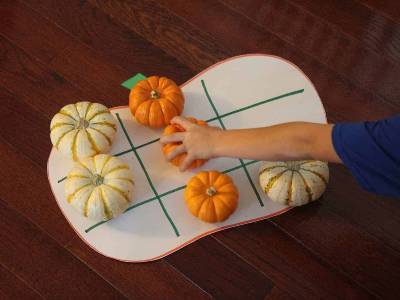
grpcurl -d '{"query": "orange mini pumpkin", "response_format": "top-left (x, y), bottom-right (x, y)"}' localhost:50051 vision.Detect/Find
top-left (184, 171), bottom-right (239, 223)
top-left (162, 117), bottom-right (208, 169)
top-left (129, 76), bottom-right (184, 128)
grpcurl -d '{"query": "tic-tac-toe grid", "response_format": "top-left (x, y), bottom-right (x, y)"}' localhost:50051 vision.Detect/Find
top-left (57, 78), bottom-right (304, 236)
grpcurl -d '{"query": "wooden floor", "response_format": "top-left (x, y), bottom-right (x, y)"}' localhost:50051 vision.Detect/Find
top-left (1, 0), bottom-right (399, 299)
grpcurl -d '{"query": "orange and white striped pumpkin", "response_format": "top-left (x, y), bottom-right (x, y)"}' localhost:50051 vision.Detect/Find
top-left (50, 102), bottom-right (117, 161)
top-left (65, 154), bottom-right (134, 220)
top-left (259, 161), bottom-right (329, 206)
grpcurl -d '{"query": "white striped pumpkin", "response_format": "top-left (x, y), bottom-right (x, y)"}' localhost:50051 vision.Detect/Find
top-left (65, 154), bottom-right (134, 220)
top-left (259, 161), bottom-right (329, 206)
top-left (50, 102), bottom-right (117, 161)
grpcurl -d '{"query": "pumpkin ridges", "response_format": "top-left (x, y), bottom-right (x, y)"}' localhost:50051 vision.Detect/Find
top-left (90, 121), bottom-right (117, 131)
top-left (71, 129), bottom-right (80, 161)
top-left (111, 178), bottom-right (135, 185)
top-left (162, 97), bottom-right (182, 115)
top-left (54, 127), bottom-right (75, 149)
top-left (148, 101), bottom-right (164, 128)
top-left (84, 102), bottom-right (94, 119)
top-left (58, 110), bottom-right (77, 122)
top-left (67, 183), bottom-right (92, 203)
top-left (300, 167), bottom-right (328, 185)
top-left (87, 110), bottom-right (110, 122)
top-left (102, 183), bottom-right (130, 203)
top-left (185, 194), bottom-right (206, 216)
top-left (83, 187), bottom-right (96, 217)
top-left (103, 166), bottom-right (129, 177)
top-left (196, 171), bottom-right (210, 186)
top-left (135, 100), bottom-right (152, 126)
top-left (100, 186), bottom-right (113, 220)
top-left (50, 122), bottom-right (74, 132)
top-left (287, 171), bottom-right (294, 206)
top-left (263, 170), bottom-right (289, 194)
top-left (146, 76), bottom-right (160, 90)
top-left (295, 170), bottom-right (313, 202)
top-left (88, 127), bottom-right (112, 146)
top-left (100, 155), bottom-right (113, 176)
top-left (259, 165), bottom-right (287, 176)
top-left (213, 195), bottom-right (234, 222)
top-left (159, 99), bottom-right (178, 125)
top-left (188, 176), bottom-right (206, 189)
top-left (85, 129), bottom-right (101, 154)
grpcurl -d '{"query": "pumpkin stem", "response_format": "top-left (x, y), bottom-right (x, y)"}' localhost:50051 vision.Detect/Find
top-left (150, 90), bottom-right (160, 99)
top-left (206, 186), bottom-right (217, 196)
top-left (76, 118), bottom-right (89, 129)
top-left (92, 174), bottom-right (104, 186)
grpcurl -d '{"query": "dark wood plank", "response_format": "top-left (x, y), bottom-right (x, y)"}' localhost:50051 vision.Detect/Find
top-left (0, 1), bottom-right (129, 105)
top-left (87, 0), bottom-right (229, 71)
top-left (91, 0), bottom-right (398, 122)
top-left (0, 34), bottom-right (88, 118)
top-left (165, 236), bottom-right (274, 299)
top-left (221, 0), bottom-right (400, 104)
top-left (23, 0), bottom-right (194, 84)
top-left (0, 124), bottom-right (74, 245)
top-left (323, 164), bottom-right (400, 251)
top-left (100, 1), bottom-right (400, 297)
top-left (358, 0), bottom-right (400, 22)
top-left (285, 0), bottom-right (400, 65)
top-left (271, 205), bottom-right (400, 298)
top-left (264, 287), bottom-right (295, 300)
top-left (214, 222), bottom-right (373, 299)
top-left (0, 199), bottom-right (127, 299)
top-left (0, 264), bottom-right (43, 300)
top-left (66, 237), bottom-right (211, 299)
top-left (0, 86), bottom-right (51, 168)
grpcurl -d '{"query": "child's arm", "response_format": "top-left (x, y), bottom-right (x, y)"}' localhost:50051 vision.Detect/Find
top-left (160, 116), bottom-right (342, 171)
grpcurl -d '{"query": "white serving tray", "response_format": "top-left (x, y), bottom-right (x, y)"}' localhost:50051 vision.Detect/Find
top-left (48, 54), bottom-right (327, 262)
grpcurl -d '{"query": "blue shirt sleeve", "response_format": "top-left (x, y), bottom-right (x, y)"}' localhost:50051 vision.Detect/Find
top-left (332, 115), bottom-right (400, 198)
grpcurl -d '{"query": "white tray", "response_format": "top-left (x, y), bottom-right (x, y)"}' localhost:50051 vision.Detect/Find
top-left (47, 54), bottom-right (327, 262)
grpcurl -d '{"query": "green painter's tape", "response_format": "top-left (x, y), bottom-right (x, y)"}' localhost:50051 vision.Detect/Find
top-left (121, 73), bottom-right (147, 90)
top-left (84, 159), bottom-right (259, 233)
top-left (116, 113), bottom-right (180, 237)
top-left (201, 79), bottom-right (265, 207)
top-left (56, 88), bottom-right (304, 183)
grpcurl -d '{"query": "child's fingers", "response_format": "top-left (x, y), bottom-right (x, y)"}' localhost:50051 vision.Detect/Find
top-left (180, 154), bottom-right (194, 172)
top-left (171, 116), bottom-right (194, 130)
top-left (160, 132), bottom-right (185, 144)
top-left (166, 145), bottom-right (186, 161)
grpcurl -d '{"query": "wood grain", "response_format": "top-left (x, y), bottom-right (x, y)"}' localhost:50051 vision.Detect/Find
top-left (66, 237), bottom-right (211, 299)
top-left (1, 0), bottom-right (399, 298)
top-left (0, 264), bottom-right (43, 300)
top-left (0, 199), bottom-right (126, 299)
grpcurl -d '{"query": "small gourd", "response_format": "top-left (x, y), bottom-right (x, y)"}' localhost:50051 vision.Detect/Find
top-left (50, 102), bottom-right (117, 161)
top-left (184, 171), bottom-right (238, 223)
top-left (259, 160), bottom-right (329, 206)
top-left (129, 76), bottom-right (184, 128)
top-left (65, 154), bottom-right (134, 220)
top-left (162, 117), bottom-right (208, 169)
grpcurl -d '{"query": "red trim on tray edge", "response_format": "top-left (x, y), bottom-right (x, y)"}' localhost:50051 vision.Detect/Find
top-left (47, 53), bottom-right (325, 263)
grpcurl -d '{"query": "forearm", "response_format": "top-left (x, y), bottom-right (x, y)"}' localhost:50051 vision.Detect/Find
top-left (212, 122), bottom-right (341, 163)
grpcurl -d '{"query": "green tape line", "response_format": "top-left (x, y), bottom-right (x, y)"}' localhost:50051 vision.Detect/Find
top-left (116, 113), bottom-right (180, 237)
top-left (85, 197), bottom-right (157, 233)
top-left (57, 176), bottom-right (67, 183)
top-left (84, 159), bottom-right (259, 233)
top-left (114, 149), bottom-right (134, 157)
top-left (57, 87), bottom-right (304, 183)
top-left (121, 73), bottom-right (147, 90)
top-left (216, 89), bottom-right (304, 120)
top-left (201, 79), bottom-right (264, 207)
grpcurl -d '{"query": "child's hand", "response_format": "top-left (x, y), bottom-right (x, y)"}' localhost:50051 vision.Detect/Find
top-left (159, 116), bottom-right (222, 171)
